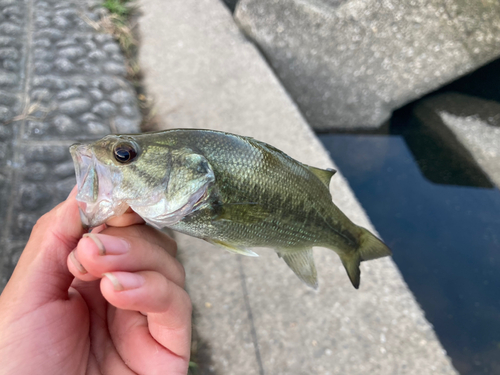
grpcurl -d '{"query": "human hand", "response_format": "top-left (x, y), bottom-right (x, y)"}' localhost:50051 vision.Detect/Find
top-left (0, 187), bottom-right (192, 375)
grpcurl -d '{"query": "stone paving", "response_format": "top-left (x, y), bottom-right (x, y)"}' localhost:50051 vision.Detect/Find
top-left (0, 0), bottom-right (141, 289)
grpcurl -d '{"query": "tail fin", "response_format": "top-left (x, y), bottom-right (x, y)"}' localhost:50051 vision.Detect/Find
top-left (340, 227), bottom-right (392, 289)
top-left (358, 227), bottom-right (392, 261)
top-left (339, 253), bottom-right (361, 289)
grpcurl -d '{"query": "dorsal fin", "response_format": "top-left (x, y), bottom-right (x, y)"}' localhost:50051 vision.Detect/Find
top-left (307, 166), bottom-right (336, 187)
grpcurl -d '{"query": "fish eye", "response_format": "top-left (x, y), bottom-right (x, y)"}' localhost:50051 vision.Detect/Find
top-left (113, 142), bottom-right (138, 164)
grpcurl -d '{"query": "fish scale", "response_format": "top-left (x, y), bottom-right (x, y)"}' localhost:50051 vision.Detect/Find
top-left (70, 129), bottom-right (391, 289)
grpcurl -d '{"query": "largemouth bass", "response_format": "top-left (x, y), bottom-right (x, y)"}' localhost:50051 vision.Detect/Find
top-left (70, 129), bottom-right (391, 289)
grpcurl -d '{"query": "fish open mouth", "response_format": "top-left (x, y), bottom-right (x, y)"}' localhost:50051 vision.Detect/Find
top-left (70, 143), bottom-right (128, 227)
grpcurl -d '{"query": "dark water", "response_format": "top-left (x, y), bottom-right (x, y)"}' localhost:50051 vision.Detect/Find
top-left (318, 133), bottom-right (500, 374)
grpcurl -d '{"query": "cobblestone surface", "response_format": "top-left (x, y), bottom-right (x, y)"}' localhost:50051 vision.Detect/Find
top-left (0, 0), bottom-right (141, 289)
top-left (0, 243), bottom-right (24, 288)
top-left (9, 144), bottom-right (76, 241)
top-left (26, 76), bottom-right (140, 139)
top-left (0, 146), bottom-right (11, 237)
top-left (0, 0), bottom-right (27, 97)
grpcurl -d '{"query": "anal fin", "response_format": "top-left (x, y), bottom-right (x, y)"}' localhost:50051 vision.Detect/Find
top-left (209, 239), bottom-right (259, 257)
top-left (281, 249), bottom-right (318, 289)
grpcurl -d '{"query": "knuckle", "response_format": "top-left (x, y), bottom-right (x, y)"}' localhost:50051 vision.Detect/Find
top-left (100, 225), bottom-right (126, 237)
top-left (33, 211), bottom-right (51, 230)
top-left (173, 260), bottom-right (186, 283)
top-left (121, 224), bottom-right (154, 242)
top-left (184, 292), bottom-right (192, 313)
top-left (166, 237), bottom-right (178, 256)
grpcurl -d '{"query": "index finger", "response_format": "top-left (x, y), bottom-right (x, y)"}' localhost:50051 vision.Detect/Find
top-left (106, 207), bottom-right (145, 227)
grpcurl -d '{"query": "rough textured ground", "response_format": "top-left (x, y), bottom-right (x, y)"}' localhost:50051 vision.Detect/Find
top-left (0, 0), bottom-right (140, 288)
top-left (138, 0), bottom-right (458, 374)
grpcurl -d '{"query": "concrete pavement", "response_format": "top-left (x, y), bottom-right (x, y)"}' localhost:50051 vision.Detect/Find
top-left (138, 0), bottom-right (458, 374)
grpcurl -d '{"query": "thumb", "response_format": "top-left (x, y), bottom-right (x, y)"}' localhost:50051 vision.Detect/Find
top-left (2, 186), bottom-right (86, 306)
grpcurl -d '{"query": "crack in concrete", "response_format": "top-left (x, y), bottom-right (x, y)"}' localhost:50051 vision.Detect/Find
top-left (238, 256), bottom-right (265, 375)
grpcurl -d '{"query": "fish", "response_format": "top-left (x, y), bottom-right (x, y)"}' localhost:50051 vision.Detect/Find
top-left (70, 129), bottom-right (391, 289)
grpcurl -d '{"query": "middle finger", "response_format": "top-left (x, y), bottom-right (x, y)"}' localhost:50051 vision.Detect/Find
top-left (68, 225), bottom-right (185, 287)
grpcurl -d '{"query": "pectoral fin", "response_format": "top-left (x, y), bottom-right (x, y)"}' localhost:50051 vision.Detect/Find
top-left (281, 249), bottom-right (318, 289)
top-left (209, 239), bottom-right (259, 257)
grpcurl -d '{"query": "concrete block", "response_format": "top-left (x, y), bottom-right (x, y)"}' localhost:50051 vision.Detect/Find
top-left (234, 0), bottom-right (500, 130)
top-left (414, 93), bottom-right (500, 188)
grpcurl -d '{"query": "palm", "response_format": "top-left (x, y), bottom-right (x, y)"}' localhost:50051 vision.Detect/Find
top-left (2, 276), bottom-right (188, 375)
top-left (70, 279), bottom-right (175, 374)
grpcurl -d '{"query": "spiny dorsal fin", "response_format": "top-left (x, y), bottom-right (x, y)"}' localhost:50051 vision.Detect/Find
top-left (209, 239), bottom-right (259, 257)
top-left (281, 249), bottom-right (318, 289)
top-left (307, 166), bottom-right (336, 187)
top-left (213, 203), bottom-right (269, 224)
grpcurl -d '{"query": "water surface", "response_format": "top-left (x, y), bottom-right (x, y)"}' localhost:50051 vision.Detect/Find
top-left (319, 134), bottom-right (500, 375)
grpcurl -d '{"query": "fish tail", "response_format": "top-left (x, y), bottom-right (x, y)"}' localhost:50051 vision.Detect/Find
top-left (339, 227), bottom-right (392, 289)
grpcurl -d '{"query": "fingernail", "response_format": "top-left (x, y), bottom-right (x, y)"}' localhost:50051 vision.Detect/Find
top-left (83, 233), bottom-right (129, 256)
top-left (69, 250), bottom-right (87, 274)
top-left (103, 272), bottom-right (145, 291)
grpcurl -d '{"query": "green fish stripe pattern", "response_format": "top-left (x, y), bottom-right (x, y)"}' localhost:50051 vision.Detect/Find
top-left (70, 129), bottom-right (391, 289)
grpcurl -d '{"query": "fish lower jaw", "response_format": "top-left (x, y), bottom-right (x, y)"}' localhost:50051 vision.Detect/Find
top-left (78, 207), bottom-right (103, 228)
top-left (77, 200), bottom-right (129, 228)
top-left (135, 208), bottom-right (189, 229)
top-left (133, 200), bottom-right (206, 230)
